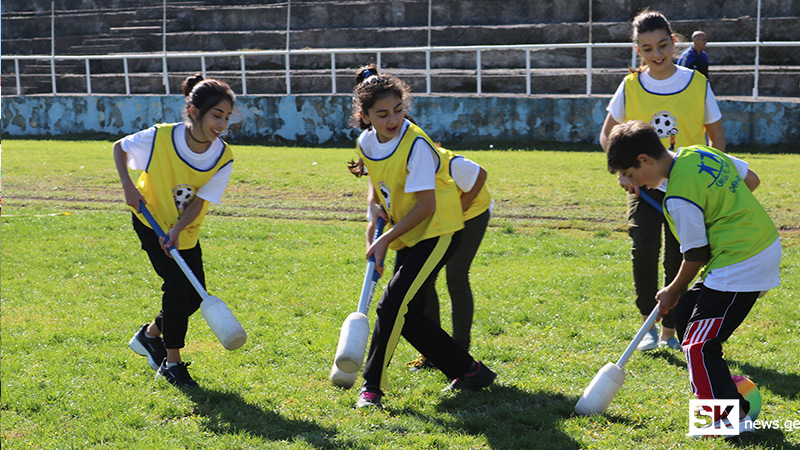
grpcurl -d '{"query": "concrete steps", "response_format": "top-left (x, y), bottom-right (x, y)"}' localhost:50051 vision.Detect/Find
top-left (3, 1), bottom-right (798, 98)
top-left (5, 0), bottom-right (798, 25)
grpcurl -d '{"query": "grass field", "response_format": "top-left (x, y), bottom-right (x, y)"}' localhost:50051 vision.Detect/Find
top-left (1, 139), bottom-right (798, 449)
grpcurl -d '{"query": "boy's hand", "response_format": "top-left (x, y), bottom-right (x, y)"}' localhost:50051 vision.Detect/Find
top-left (655, 285), bottom-right (681, 321)
top-left (617, 173), bottom-right (639, 196)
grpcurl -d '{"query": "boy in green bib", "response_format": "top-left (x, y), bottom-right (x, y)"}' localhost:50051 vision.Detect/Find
top-left (605, 120), bottom-right (781, 434)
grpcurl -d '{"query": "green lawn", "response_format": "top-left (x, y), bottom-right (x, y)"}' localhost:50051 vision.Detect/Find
top-left (1, 139), bottom-right (798, 449)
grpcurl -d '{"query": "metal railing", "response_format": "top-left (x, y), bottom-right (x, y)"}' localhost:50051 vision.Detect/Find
top-left (4, 41), bottom-right (798, 99)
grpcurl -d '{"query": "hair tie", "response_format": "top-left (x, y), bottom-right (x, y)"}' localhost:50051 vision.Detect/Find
top-left (362, 69), bottom-right (379, 84)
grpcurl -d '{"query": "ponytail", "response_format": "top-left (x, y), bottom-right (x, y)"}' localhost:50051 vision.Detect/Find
top-left (350, 64), bottom-right (412, 130)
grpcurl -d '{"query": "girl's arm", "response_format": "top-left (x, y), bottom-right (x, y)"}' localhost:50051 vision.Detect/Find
top-left (367, 181), bottom-right (389, 224)
top-left (113, 140), bottom-right (145, 213)
top-left (366, 189), bottom-right (435, 274)
top-left (365, 181), bottom-right (387, 249)
top-left (705, 119), bottom-right (726, 152)
top-left (598, 112), bottom-right (619, 153)
top-left (599, 112), bottom-right (639, 195)
top-left (161, 195), bottom-right (207, 253)
top-left (460, 167), bottom-right (487, 211)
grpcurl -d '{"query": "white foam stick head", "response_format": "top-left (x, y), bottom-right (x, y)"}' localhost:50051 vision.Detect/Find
top-left (329, 362), bottom-right (358, 389)
top-left (334, 312), bottom-right (370, 373)
top-left (574, 363), bottom-right (627, 416)
top-left (201, 296), bottom-right (247, 350)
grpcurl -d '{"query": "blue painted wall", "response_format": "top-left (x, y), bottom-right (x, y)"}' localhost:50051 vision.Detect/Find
top-left (2, 95), bottom-right (798, 148)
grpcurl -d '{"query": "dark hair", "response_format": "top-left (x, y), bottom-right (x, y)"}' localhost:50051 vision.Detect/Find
top-left (349, 64), bottom-right (412, 130)
top-left (629, 9), bottom-right (675, 73)
top-left (631, 9), bottom-right (673, 43)
top-left (606, 120), bottom-right (667, 173)
top-left (181, 74), bottom-right (236, 122)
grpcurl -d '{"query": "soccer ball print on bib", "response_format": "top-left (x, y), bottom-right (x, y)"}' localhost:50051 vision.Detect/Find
top-left (650, 111), bottom-right (679, 138)
top-left (173, 183), bottom-right (195, 214)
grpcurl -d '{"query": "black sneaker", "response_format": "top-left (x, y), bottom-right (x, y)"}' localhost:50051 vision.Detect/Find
top-left (406, 355), bottom-right (437, 372)
top-left (443, 361), bottom-right (496, 391)
top-left (129, 324), bottom-right (166, 371)
top-left (155, 360), bottom-right (198, 387)
top-left (356, 385), bottom-right (383, 409)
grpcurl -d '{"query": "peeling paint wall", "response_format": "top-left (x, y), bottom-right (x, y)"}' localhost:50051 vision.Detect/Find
top-left (2, 95), bottom-right (798, 147)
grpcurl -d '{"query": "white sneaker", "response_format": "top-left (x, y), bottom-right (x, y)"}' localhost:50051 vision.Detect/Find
top-left (737, 414), bottom-right (754, 435)
top-left (637, 327), bottom-right (659, 352)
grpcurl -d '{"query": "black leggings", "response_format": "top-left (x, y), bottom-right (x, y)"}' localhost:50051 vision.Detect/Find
top-left (132, 214), bottom-right (204, 349)
top-left (421, 209), bottom-right (490, 351)
top-left (362, 232), bottom-right (475, 391)
top-left (627, 188), bottom-right (681, 329)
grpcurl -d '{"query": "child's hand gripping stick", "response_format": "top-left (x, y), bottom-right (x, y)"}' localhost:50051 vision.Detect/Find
top-left (139, 202), bottom-right (247, 351)
top-left (330, 217), bottom-right (386, 386)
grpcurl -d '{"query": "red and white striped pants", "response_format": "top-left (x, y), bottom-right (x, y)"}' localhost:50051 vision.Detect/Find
top-left (675, 282), bottom-right (759, 414)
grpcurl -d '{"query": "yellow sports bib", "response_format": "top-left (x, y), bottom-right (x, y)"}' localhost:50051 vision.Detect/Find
top-left (132, 123), bottom-right (233, 249)
top-left (357, 121), bottom-right (463, 249)
top-left (665, 145), bottom-right (779, 277)
top-left (438, 147), bottom-right (491, 221)
top-left (624, 70), bottom-right (707, 149)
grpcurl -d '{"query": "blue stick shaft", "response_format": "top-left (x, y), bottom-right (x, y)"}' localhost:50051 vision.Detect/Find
top-left (138, 202), bottom-right (209, 299)
top-left (638, 191), bottom-right (663, 214)
top-left (357, 217), bottom-right (386, 315)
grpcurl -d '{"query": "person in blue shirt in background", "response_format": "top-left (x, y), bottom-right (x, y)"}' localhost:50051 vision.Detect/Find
top-left (678, 30), bottom-right (710, 80)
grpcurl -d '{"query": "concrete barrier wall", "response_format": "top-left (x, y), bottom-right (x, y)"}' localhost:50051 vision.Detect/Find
top-left (2, 95), bottom-right (798, 148)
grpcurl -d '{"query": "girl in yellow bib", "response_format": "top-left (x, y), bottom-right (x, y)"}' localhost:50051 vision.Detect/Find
top-left (348, 65), bottom-right (496, 409)
top-left (406, 147), bottom-right (491, 371)
top-left (598, 10), bottom-right (726, 352)
top-left (114, 74), bottom-right (235, 387)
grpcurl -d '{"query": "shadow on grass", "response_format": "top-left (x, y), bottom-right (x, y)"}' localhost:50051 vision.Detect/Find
top-left (729, 360), bottom-right (800, 400)
top-left (423, 385), bottom-right (583, 450)
top-left (643, 355), bottom-right (799, 448)
top-left (179, 386), bottom-right (354, 449)
top-left (647, 348), bottom-right (688, 370)
top-left (647, 352), bottom-right (799, 399)
top-left (729, 428), bottom-right (798, 450)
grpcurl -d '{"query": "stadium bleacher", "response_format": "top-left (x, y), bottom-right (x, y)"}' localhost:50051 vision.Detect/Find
top-left (2, 0), bottom-right (798, 97)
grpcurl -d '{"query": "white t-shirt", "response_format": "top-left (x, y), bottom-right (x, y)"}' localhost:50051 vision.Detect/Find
top-left (119, 123), bottom-right (232, 204)
top-left (358, 121), bottom-right (437, 193)
top-left (450, 156), bottom-right (481, 192)
top-left (452, 155), bottom-right (494, 218)
top-left (606, 66), bottom-right (722, 125)
top-left (665, 154), bottom-right (781, 292)
top-left (366, 155), bottom-right (489, 222)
